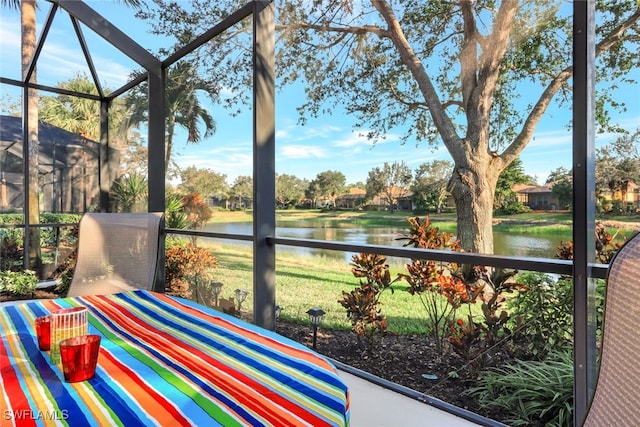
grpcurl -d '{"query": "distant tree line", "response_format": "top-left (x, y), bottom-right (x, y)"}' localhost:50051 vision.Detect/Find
top-left (174, 134), bottom-right (639, 215)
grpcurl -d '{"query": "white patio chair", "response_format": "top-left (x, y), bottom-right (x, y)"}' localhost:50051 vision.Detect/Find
top-left (66, 212), bottom-right (164, 297)
top-left (582, 231), bottom-right (640, 426)
top-left (0, 212), bottom-right (164, 306)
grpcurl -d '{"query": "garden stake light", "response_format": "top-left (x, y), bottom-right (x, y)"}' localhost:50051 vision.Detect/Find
top-left (306, 307), bottom-right (325, 350)
top-left (234, 288), bottom-right (249, 314)
top-left (210, 281), bottom-right (223, 307)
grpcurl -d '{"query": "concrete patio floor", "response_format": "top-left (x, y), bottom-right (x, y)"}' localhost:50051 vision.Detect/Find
top-left (337, 368), bottom-right (505, 427)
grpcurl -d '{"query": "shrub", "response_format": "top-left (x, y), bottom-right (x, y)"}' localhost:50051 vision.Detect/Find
top-left (397, 216), bottom-right (525, 362)
top-left (0, 270), bottom-right (39, 296)
top-left (499, 201), bottom-right (532, 215)
top-left (470, 351), bottom-right (574, 427)
top-left (507, 273), bottom-right (574, 360)
top-left (165, 240), bottom-right (218, 299)
top-left (556, 221), bottom-right (625, 264)
top-left (396, 217), bottom-right (464, 354)
top-left (338, 253), bottom-right (396, 342)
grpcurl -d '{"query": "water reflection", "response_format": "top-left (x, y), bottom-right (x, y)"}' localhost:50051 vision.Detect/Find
top-left (203, 221), bottom-right (569, 262)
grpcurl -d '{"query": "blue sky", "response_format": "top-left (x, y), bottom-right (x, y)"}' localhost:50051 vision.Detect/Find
top-left (1, 1), bottom-right (637, 186)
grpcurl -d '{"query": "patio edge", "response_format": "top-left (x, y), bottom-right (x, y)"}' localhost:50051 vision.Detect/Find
top-left (330, 358), bottom-right (508, 427)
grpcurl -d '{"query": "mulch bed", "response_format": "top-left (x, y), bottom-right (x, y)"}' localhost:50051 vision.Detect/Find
top-left (275, 321), bottom-right (510, 425)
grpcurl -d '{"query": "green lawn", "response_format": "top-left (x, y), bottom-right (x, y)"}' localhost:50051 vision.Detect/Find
top-left (195, 241), bottom-right (431, 334)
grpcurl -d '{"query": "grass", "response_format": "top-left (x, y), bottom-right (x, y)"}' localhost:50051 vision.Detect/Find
top-left (193, 240), bottom-right (430, 334)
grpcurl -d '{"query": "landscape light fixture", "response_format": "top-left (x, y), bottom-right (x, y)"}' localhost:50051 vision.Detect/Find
top-left (210, 281), bottom-right (223, 307)
top-left (275, 304), bottom-right (283, 321)
top-left (234, 288), bottom-right (249, 313)
top-left (306, 307), bottom-right (325, 350)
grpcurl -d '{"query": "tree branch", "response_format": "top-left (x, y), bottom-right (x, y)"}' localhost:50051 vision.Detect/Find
top-left (501, 6), bottom-right (640, 166)
top-left (459, 0), bottom-right (479, 110)
top-left (370, 0), bottom-right (463, 160)
top-left (276, 23), bottom-right (388, 39)
top-left (595, 7), bottom-right (640, 55)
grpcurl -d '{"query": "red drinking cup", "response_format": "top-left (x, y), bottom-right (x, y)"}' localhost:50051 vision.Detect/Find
top-left (59, 335), bottom-right (101, 382)
top-left (35, 315), bottom-right (51, 351)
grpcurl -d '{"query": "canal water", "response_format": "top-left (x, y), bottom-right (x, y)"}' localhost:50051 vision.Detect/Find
top-left (203, 220), bottom-right (570, 262)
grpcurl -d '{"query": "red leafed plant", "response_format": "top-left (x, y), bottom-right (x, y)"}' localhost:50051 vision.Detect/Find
top-left (398, 216), bottom-right (525, 365)
top-left (338, 253), bottom-right (397, 345)
top-left (165, 241), bottom-right (218, 299)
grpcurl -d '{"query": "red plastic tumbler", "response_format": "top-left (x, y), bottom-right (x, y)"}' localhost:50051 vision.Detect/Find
top-left (59, 335), bottom-right (101, 382)
top-left (35, 315), bottom-right (51, 351)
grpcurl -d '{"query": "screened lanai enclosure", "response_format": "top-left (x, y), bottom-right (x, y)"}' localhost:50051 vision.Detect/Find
top-left (2, 0), bottom-right (639, 425)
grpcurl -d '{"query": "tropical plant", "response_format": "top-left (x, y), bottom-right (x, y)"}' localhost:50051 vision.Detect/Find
top-left (165, 193), bottom-right (190, 229)
top-left (110, 174), bottom-right (148, 213)
top-left (181, 193), bottom-right (212, 230)
top-left (506, 273), bottom-right (574, 360)
top-left (338, 253), bottom-right (397, 344)
top-left (470, 350), bottom-right (574, 427)
top-left (127, 60), bottom-right (217, 176)
top-left (0, 269), bottom-right (38, 296)
top-left (165, 240), bottom-right (218, 299)
top-left (397, 216), bottom-right (464, 354)
top-left (398, 216), bottom-right (525, 362)
top-left (39, 74), bottom-right (130, 146)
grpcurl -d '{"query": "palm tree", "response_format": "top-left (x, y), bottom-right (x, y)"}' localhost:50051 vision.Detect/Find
top-left (39, 74), bottom-right (131, 144)
top-left (1, 0), bottom-right (142, 271)
top-left (110, 173), bottom-right (148, 213)
top-left (127, 60), bottom-right (217, 176)
top-left (1, 0), bottom-right (41, 270)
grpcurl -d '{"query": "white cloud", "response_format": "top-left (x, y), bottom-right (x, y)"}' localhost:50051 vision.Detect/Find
top-left (332, 132), bottom-right (374, 148)
top-left (275, 129), bottom-right (289, 139)
top-left (332, 129), bottom-right (402, 148)
top-left (0, 19), bottom-right (20, 48)
top-left (176, 150), bottom-right (253, 179)
top-left (529, 129), bottom-right (572, 147)
top-left (276, 122), bottom-right (343, 143)
top-left (280, 145), bottom-right (327, 159)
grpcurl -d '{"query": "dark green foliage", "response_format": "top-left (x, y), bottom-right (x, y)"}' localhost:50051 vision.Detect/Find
top-left (494, 158), bottom-right (535, 212)
top-left (0, 214), bottom-right (81, 275)
top-left (470, 351), bottom-right (574, 427)
top-left (551, 178), bottom-right (573, 210)
top-left (0, 270), bottom-right (38, 296)
top-left (507, 273), bottom-right (574, 360)
top-left (498, 201), bottom-right (532, 215)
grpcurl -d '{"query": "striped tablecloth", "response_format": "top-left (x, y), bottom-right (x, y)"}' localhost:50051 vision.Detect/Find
top-left (0, 290), bottom-right (350, 426)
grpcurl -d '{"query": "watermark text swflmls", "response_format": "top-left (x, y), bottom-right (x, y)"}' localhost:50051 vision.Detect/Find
top-left (3, 409), bottom-right (69, 421)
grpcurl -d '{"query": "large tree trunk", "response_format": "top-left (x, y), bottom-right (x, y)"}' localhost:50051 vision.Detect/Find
top-left (448, 157), bottom-right (501, 255)
top-left (22, 0), bottom-right (41, 271)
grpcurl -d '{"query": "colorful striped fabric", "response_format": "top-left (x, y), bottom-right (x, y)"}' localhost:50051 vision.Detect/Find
top-left (0, 290), bottom-right (350, 426)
